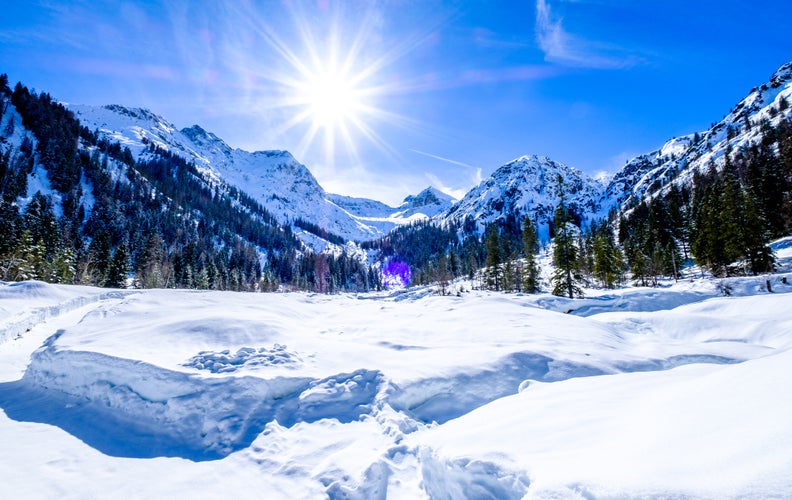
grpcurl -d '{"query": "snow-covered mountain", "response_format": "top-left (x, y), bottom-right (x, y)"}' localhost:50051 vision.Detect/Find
top-left (439, 62), bottom-right (792, 235)
top-left (603, 62), bottom-right (792, 208)
top-left (69, 104), bottom-right (440, 243)
top-left (329, 187), bottom-right (454, 221)
top-left (68, 61), bottom-right (792, 245)
top-left (400, 186), bottom-right (456, 218)
top-left (441, 155), bottom-right (605, 239)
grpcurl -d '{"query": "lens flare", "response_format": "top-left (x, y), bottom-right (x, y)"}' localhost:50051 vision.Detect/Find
top-left (382, 261), bottom-right (411, 289)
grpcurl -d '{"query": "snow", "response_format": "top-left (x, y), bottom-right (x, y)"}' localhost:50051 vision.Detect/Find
top-left (606, 62), bottom-right (792, 211)
top-left (442, 155), bottom-right (604, 239)
top-left (68, 105), bottom-right (446, 243)
top-left (2, 245), bottom-right (792, 497)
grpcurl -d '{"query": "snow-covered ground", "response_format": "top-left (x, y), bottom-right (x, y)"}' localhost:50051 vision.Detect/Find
top-left (1, 244), bottom-right (792, 498)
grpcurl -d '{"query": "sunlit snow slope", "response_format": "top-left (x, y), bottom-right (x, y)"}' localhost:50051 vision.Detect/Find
top-left (1, 241), bottom-right (791, 498)
top-left (69, 105), bottom-right (450, 242)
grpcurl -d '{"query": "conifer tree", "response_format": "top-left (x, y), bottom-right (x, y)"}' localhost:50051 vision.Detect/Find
top-left (105, 241), bottom-right (129, 288)
top-left (521, 216), bottom-right (540, 293)
top-left (137, 233), bottom-right (165, 288)
top-left (48, 246), bottom-right (77, 284)
top-left (741, 191), bottom-right (775, 274)
top-left (484, 226), bottom-right (501, 290)
top-left (6, 230), bottom-right (42, 281)
top-left (592, 224), bottom-right (623, 289)
top-left (552, 176), bottom-right (583, 298)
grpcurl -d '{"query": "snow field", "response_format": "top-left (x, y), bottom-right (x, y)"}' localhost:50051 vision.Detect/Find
top-left (1, 264), bottom-right (791, 497)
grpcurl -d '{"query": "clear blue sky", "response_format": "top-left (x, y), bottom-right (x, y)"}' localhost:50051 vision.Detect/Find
top-left (2, 1), bottom-right (791, 205)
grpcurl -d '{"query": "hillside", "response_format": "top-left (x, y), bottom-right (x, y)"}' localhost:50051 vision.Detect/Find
top-left (70, 105), bottom-right (447, 243)
top-left (604, 62), bottom-right (792, 209)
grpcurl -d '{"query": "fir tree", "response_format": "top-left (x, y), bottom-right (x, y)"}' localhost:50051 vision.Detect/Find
top-left (551, 176), bottom-right (583, 298)
top-left (484, 226), bottom-right (501, 290)
top-left (105, 241), bottom-right (129, 288)
top-left (521, 216), bottom-right (540, 293)
top-left (592, 224), bottom-right (623, 289)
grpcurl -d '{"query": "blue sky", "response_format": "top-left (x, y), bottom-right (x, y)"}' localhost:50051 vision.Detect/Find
top-left (2, 1), bottom-right (792, 205)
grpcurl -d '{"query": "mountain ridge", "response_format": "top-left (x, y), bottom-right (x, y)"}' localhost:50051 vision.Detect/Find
top-left (69, 104), bottom-right (449, 243)
top-left (62, 60), bottom-right (792, 244)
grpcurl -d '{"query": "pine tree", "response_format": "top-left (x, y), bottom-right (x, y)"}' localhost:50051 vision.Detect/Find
top-left (137, 233), bottom-right (165, 288)
top-left (6, 230), bottom-right (43, 281)
top-left (48, 246), bottom-right (77, 284)
top-left (718, 167), bottom-right (745, 267)
top-left (741, 191), bottom-right (775, 274)
top-left (87, 230), bottom-right (112, 285)
top-left (592, 225), bottom-right (623, 289)
top-left (484, 226), bottom-right (501, 290)
top-left (551, 176), bottom-right (583, 298)
top-left (521, 216), bottom-right (540, 293)
top-left (105, 241), bottom-right (129, 288)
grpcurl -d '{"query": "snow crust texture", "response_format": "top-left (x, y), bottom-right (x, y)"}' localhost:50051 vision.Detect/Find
top-left (2, 249), bottom-right (792, 498)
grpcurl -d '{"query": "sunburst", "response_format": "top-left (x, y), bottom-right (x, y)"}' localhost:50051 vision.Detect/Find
top-left (253, 6), bottom-right (417, 167)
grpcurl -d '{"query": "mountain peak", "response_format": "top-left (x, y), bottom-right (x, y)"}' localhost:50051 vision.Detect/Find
top-left (403, 186), bottom-right (455, 207)
top-left (442, 153), bottom-right (603, 239)
top-left (770, 61), bottom-right (792, 88)
top-left (101, 104), bottom-right (166, 124)
top-left (181, 125), bottom-right (223, 146)
top-left (510, 154), bottom-right (551, 165)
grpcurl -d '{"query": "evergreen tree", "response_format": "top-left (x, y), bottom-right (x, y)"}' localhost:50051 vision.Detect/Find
top-left (521, 216), bottom-right (540, 293)
top-left (137, 233), bottom-right (165, 288)
top-left (741, 191), bottom-right (775, 274)
top-left (592, 224), bottom-right (623, 289)
top-left (87, 230), bottom-right (112, 285)
top-left (105, 241), bottom-right (129, 288)
top-left (551, 176), bottom-right (583, 298)
top-left (484, 226), bottom-right (501, 290)
top-left (5, 230), bottom-right (43, 281)
top-left (48, 246), bottom-right (77, 284)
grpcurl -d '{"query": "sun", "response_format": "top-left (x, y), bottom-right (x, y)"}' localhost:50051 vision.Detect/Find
top-left (256, 10), bottom-right (408, 166)
top-left (300, 66), bottom-right (364, 130)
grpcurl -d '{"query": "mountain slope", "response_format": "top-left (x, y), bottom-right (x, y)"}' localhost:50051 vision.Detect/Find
top-left (70, 105), bottom-right (444, 242)
top-left (441, 155), bottom-right (604, 239)
top-left (603, 62), bottom-right (792, 209)
top-left (438, 62), bottom-right (792, 238)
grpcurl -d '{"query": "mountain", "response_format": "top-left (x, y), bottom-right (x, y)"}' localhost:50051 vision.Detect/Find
top-left (331, 187), bottom-right (455, 218)
top-left (436, 62), bottom-right (792, 237)
top-left (441, 155), bottom-right (604, 239)
top-left (603, 62), bottom-right (792, 209)
top-left (69, 104), bottom-right (443, 243)
top-left (3, 61), bottom-right (791, 292)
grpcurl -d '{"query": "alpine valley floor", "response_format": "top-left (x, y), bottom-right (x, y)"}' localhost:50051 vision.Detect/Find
top-left (1, 238), bottom-right (792, 498)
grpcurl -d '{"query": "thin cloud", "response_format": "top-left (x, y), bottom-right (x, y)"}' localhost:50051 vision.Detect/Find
top-left (535, 0), bottom-right (643, 69)
top-left (410, 149), bottom-right (481, 200)
top-left (425, 173), bottom-right (467, 201)
top-left (409, 149), bottom-right (476, 169)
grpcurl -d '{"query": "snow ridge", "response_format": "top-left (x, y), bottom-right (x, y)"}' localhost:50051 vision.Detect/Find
top-left (441, 155), bottom-right (604, 238)
top-left (70, 104), bottom-right (443, 243)
top-left (602, 62), bottom-right (792, 208)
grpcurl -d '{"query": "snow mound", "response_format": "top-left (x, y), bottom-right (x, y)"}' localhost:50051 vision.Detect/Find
top-left (0, 281), bottom-right (129, 344)
top-left (184, 344), bottom-right (302, 373)
top-left (1, 273), bottom-right (792, 497)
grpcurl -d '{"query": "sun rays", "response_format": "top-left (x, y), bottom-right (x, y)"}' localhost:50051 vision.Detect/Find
top-left (245, 4), bottom-right (410, 169)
